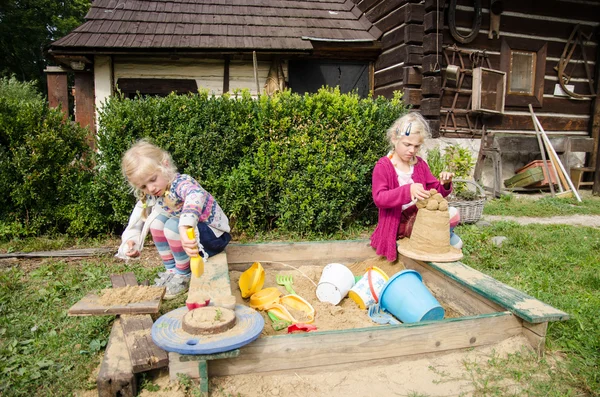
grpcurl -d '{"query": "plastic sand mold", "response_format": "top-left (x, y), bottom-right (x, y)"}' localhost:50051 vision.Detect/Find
top-left (151, 305), bottom-right (264, 354)
top-left (239, 262), bottom-right (265, 298)
top-left (265, 294), bottom-right (315, 324)
top-left (249, 287), bottom-right (281, 310)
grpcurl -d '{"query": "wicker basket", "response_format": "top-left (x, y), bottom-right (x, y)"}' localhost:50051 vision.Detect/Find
top-left (447, 179), bottom-right (486, 224)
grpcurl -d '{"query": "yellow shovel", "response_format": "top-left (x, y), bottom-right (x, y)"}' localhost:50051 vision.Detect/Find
top-left (186, 228), bottom-right (204, 278)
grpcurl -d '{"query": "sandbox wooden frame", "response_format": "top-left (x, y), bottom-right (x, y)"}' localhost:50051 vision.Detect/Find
top-left (169, 239), bottom-right (569, 385)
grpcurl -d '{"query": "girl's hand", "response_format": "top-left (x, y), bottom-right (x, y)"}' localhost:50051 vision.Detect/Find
top-left (410, 183), bottom-right (430, 201)
top-left (439, 172), bottom-right (454, 186)
top-left (179, 226), bottom-right (200, 258)
top-left (125, 240), bottom-right (140, 257)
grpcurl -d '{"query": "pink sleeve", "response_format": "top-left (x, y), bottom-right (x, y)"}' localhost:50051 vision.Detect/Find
top-left (372, 159), bottom-right (413, 209)
top-left (420, 160), bottom-right (452, 197)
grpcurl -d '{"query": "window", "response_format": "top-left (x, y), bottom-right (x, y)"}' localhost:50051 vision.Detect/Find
top-left (116, 78), bottom-right (198, 98)
top-left (500, 38), bottom-right (546, 107)
top-left (288, 60), bottom-right (370, 98)
top-left (508, 51), bottom-right (536, 95)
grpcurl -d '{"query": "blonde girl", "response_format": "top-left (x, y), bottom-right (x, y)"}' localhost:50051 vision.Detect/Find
top-left (117, 139), bottom-right (231, 298)
top-left (370, 112), bottom-right (461, 261)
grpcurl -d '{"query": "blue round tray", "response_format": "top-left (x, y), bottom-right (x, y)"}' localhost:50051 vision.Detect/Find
top-left (151, 304), bottom-right (264, 354)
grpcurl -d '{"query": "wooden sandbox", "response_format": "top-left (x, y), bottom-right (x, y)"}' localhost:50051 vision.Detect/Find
top-left (169, 240), bottom-right (569, 388)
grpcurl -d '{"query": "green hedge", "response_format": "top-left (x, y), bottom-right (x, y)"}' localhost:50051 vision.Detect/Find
top-left (0, 77), bottom-right (93, 239)
top-left (0, 81), bottom-right (405, 239)
top-left (95, 88), bottom-right (405, 237)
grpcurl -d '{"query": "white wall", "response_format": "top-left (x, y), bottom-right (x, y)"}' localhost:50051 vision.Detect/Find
top-left (94, 55), bottom-right (113, 128)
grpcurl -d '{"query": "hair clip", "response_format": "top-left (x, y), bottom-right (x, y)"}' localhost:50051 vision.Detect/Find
top-left (396, 123), bottom-right (412, 137)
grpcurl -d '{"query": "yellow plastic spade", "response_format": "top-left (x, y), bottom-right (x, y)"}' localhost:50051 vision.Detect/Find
top-left (186, 228), bottom-right (204, 278)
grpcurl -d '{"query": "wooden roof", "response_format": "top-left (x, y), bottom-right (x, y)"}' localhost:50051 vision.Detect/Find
top-left (51, 0), bottom-right (381, 53)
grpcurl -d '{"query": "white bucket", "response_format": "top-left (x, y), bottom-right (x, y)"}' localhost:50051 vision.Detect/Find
top-left (348, 266), bottom-right (389, 309)
top-left (316, 263), bottom-right (356, 305)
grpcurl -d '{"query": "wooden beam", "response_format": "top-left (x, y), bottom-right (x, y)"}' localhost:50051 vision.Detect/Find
top-left (74, 71), bottom-right (96, 148)
top-left (592, 40), bottom-right (600, 194)
top-left (46, 69), bottom-right (69, 119)
top-left (225, 240), bottom-right (374, 267)
top-left (401, 256), bottom-right (503, 316)
top-left (521, 321), bottom-right (548, 357)
top-left (424, 260), bottom-right (570, 323)
top-left (97, 319), bottom-right (137, 397)
top-left (223, 55), bottom-right (230, 94)
top-left (208, 312), bottom-right (522, 376)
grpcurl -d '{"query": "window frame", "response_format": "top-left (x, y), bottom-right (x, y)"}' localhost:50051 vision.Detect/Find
top-left (500, 38), bottom-right (547, 107)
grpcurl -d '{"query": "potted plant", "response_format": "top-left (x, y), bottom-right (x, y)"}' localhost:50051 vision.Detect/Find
top-left (426, 144), bottom-right (485, 224)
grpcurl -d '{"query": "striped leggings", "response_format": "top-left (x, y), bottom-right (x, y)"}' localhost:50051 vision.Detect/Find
top-left (150, 214), bottom-right (190, 275)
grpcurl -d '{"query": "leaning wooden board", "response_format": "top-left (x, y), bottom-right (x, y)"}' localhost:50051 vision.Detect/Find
top-left (111, 273), bottom-right (169, 373)
top-left (68, 285), bottom-right (165, 316)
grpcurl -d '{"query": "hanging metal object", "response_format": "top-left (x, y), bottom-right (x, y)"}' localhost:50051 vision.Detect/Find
top-left (556, 24), bottom-right (596, 99)
top-left (446, 65), bottom-right (460, 87)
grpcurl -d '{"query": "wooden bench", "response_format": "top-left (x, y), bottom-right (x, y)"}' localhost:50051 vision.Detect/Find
top-left (168, 252), bottom-right (239, 394)
top-left (97, 273), bottom-right (168, 397)
top-left (475, 134), bottom-right (596, 196)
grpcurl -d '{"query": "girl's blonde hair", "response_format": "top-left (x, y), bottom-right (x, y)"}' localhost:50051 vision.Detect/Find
top-left (121, 139), bottom-right (177, 202)
top-left (386, 111), bottom-right (431, 165)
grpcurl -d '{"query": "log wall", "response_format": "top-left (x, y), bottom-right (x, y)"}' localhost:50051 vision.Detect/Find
top-left (355, 0), bottom-right (600, 141)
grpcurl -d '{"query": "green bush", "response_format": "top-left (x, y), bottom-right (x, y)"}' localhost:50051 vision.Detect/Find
top-left (0, 77), bottom-right (93, 239)
top-left (96, 88), bottom-right (405, 237)
top-left (0, 81), bottom-right (405, 239)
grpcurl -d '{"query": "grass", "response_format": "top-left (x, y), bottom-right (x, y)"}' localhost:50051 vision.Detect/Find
top-left (1, 194), bottom-right (599, 396)
top-left (454, 220), bottom-right (600, 396)
top-left (483, 193), bottom-right (600, 217)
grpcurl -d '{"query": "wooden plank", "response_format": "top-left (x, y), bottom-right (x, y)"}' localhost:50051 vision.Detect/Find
top-left (225, 240), bottom-right (374, 267)
top-left (421, 97), bottom-right (440, 116)
top-left (521, 321), bottom-right (548, 357)
top-left (168, 350), bottom-right (240, 381)
top-left (208, 312), bottom-right (522, 376)
top-left (110, 274), bottom-right (128, 288)
top-left (424, 260), bottom-right (570, 323)
top-left (423, 32), bottom-right (442, 55)
top-left (188, 252), bottom-right (231, 299)
top-left (422, 75), bottom-right (441, 97)
top-left (376, 44), bottom-right (422, 70)
top-left (97, 319), bottom-right (137, 397)
top-left (373, 3), bottom-right (424, 33)
top-left (423, 10), bottom-right (443, 33)
top-left (0, 248), bottom-right (113, 258)
top-left (503, 167), bottom-right (545, 188)
top-left (68, 288), bottom-right (165, 316)
top-left (401, 256), bottom-right (503, 316)
top-left (382, 25), bottom-right (424, 50)
top-left (120, 315), bottom-right (169, 373)
top-left (403, 66), bottom-right (422, 86)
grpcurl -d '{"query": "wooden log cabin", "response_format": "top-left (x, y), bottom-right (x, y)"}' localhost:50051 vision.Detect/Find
top-left (47, 0), bottom-right (600, 191)
top-left (360, 0), bottom-right (600, 191)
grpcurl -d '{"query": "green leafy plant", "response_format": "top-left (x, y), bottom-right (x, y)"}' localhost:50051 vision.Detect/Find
top-left (425, 147), bottom-right (444, 179)
top-left (214, 308), bottom-right (223, 322)
top-left (443, 144), bottom-right (476, 200)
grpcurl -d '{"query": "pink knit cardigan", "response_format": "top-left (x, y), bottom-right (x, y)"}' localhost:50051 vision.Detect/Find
top-left (370, 156), bottom-right (451, 261)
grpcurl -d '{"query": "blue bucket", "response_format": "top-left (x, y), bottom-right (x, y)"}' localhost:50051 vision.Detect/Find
top-left (379, 269), bottom-right (445, 323)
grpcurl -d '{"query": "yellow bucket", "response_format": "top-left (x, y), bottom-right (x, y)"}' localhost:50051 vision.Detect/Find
top-left (348, 266), bottom-right (389, 309)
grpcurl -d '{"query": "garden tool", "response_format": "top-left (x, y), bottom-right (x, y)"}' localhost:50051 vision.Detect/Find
top-left (186, 228), bottom-right (204, 278)
top-left (276, 274), bottom-right (296, 295)
top-left (367, 303), bottom-right (401, 325)
top-left (267, 311), bottom-right (291, 331)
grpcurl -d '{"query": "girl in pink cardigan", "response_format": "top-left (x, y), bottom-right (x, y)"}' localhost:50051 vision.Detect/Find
top-left (370, 112), bottom-right (462, 261)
